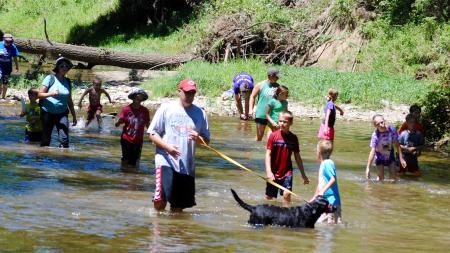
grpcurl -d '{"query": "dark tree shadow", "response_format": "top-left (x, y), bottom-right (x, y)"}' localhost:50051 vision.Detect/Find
top-left (66, 0), bottom-right (200, 46)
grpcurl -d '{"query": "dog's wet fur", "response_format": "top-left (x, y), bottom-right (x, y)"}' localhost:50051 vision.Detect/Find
top-left (231, 189), bottom-right (336, 228)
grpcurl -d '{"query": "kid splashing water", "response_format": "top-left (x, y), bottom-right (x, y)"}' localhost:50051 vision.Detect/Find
top-left (318, 88), bottom-right (344, 142)
top-left (366, 114), bottom-right (406, 181)
top-left (266, 85), bottom-right (289, 132)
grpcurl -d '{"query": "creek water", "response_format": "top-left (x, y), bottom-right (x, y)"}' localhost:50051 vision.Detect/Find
top-left (0, 104), bottom-right (448, 252)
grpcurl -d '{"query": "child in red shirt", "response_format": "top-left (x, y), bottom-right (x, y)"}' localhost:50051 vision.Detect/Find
top-left (115, 88), bottom-right (150, 172)
top-left (265, 111), bottom-right (310, 204)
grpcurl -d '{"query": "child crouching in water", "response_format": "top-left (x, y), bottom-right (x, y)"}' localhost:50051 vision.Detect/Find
top-left (265, 111), bottom-right (309, 204)
top-left (366, 114), bottom-right (406, 181)
top-left (398, 114), bottom-right (424, 176)
top-left (20, 88), bottom-right (42, 143)
top-left (312, 140), bottom-right (341, 224)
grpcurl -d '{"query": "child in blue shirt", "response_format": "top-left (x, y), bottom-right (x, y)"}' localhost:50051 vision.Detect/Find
top-left (311, 140), bottom-right (341, 224)
top-left (0, 33), bottom-right (19, 99)
top-left (398, 114), bottom-right (424, 176)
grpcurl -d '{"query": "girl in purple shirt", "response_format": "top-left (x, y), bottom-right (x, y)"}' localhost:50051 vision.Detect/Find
top-left (317, 89), bottom-right (344, 141)
top-left (365, 114), bottom-right (406, 181)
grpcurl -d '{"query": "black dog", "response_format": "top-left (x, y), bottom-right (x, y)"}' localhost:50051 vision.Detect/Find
top-left (231, 189), bottom-right (336, 228)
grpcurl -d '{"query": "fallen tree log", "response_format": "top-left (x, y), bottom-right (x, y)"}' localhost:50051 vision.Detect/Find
top-left (14, 38), bottom-right (194, 69)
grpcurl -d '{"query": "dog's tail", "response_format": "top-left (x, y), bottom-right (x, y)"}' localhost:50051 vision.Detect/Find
top-left (231, 189), bottom-right (254, 212)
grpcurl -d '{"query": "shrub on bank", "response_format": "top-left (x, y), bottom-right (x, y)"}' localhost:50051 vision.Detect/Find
top-left (420, 84), bottom-right (450, 142)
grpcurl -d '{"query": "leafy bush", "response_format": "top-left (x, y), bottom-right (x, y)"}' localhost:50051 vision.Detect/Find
top-left (375, 0), bottom-right (450, 24)
top-left (420, 84), bottom-right (450, 141)
top-left (331, 0), bottom-right (357, 28)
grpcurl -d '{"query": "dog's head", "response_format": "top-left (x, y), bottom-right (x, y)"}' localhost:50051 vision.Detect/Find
top-left (309, 196), bottom-right (336, 214)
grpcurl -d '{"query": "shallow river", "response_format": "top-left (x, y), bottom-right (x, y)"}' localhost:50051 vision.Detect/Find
top-left (0, 104), bottom-right (449, 252)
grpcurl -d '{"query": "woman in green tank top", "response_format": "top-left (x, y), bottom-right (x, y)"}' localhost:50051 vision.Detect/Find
top-left (249, 68), bottom-right (280, 141)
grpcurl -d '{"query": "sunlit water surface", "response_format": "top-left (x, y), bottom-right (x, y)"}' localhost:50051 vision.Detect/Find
top-left (0, 104), bottom-right (449, 252)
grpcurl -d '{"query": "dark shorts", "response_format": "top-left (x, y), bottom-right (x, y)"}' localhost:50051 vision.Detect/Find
top-left (0, 66), bottom-right (12, 84)
top-left (87, 104), bottom-right (103, 121)
top-left (24, 129), bottom-right (42, 143)
top-left (153, 166), bottom-right (196, 209)
top-left (255, 118), bottom-right (268, 125)
top-left (120, 138), bottom-right (142, 166)
top-left (375, 150), bottom-right (395, 166)
top-left (400, 155), bottom-right (420, 174)
top-left (265, 175), bottom-right (293, 198)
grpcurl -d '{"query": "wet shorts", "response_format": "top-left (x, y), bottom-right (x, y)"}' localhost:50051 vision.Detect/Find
top-left (153, 166), bottom-right (196, 209)
top-left (399, 155), bottom-right (420, 174)
top-left (120, 138), bottom-right (142, 166)
top-left (318, 123), bottom-right (335, 141)
top-left (255, 118), bottom-right (268, 125)
top-left (87, 104), bottom-right (103, 121)
top-left (24, 129), bottom-right (42, 143)
top-left (0, 67), bottom-right (12, 84)
top-left (265, 175), bottom-right (293, 198)
top-left (375, 150), bottom-right (395, 166)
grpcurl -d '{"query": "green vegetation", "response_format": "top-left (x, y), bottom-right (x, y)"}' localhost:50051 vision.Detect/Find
top-left (1, 0), bottom-right (449, 80)
top-left (2, 0), bottom-right (447, 139)
top-left (359, 16), bottom-right (450, 78)
top-left (142, 59), bottom-right (432, 108)
top-left (0, 0), bottom-right (118, 42)
top-left (420, 84), bottom-right (450, 142)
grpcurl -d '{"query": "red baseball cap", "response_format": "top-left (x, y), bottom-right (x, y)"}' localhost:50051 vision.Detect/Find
top-left (178, 79), bottom-right (197, 92)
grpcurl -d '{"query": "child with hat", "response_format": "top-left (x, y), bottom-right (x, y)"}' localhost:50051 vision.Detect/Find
top-left (115, 88), bottom-right (150, 172)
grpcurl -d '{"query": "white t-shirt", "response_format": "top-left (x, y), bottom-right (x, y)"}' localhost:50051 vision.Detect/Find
top-left (147, 102), bottom-right (210, 176)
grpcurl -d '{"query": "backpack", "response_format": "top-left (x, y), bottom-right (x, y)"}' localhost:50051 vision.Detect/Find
top-left (39, 75), bottom-right (72, 107)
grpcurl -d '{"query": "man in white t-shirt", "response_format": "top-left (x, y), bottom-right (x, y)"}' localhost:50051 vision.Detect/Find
top-left (148, 79), bottom-right (210, 212)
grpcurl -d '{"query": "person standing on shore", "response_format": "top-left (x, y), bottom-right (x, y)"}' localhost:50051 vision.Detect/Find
top-left (0, 33), bottom-right (19, 100)
top-left (38, 57), bottom-right (77, 148)
top-left (149, 79), bottom-right (210, 212)
top-left (249, 68), bottom-right (280, 141)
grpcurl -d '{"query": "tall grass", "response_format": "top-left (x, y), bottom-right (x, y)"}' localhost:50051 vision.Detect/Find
top-left (142, 59), bottom-right (432, 108)
top-left (0, 0), bottom-right (118, 41)
top-left (358, 19), bottom-right (450, 77)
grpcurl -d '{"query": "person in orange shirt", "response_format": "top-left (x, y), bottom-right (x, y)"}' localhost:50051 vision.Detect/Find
top-left (399, 104), bottom-right (424, 134)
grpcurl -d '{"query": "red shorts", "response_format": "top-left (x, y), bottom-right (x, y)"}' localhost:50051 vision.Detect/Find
top-left (318, 123), bottom-right (335, 140)
top-left (87, 104), bottom-right (102, 121)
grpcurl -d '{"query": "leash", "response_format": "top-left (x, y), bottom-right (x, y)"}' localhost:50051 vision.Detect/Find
top-left (198, 136), bottom-right (300, 198)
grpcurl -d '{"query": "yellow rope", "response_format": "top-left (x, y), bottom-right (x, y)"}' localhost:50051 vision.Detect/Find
top-left (199, 137), bottom-right (299, 197)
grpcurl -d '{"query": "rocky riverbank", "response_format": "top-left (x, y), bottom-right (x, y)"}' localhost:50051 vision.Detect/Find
top-left (2, 83), bottom-right (410, 123)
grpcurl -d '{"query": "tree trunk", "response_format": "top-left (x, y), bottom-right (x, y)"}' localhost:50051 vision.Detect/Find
top-left (14, 38), bottom-right (193, 69)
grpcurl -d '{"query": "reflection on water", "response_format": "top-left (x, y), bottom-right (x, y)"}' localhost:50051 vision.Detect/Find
top-left (0, 105), bottom-right (449, 252)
